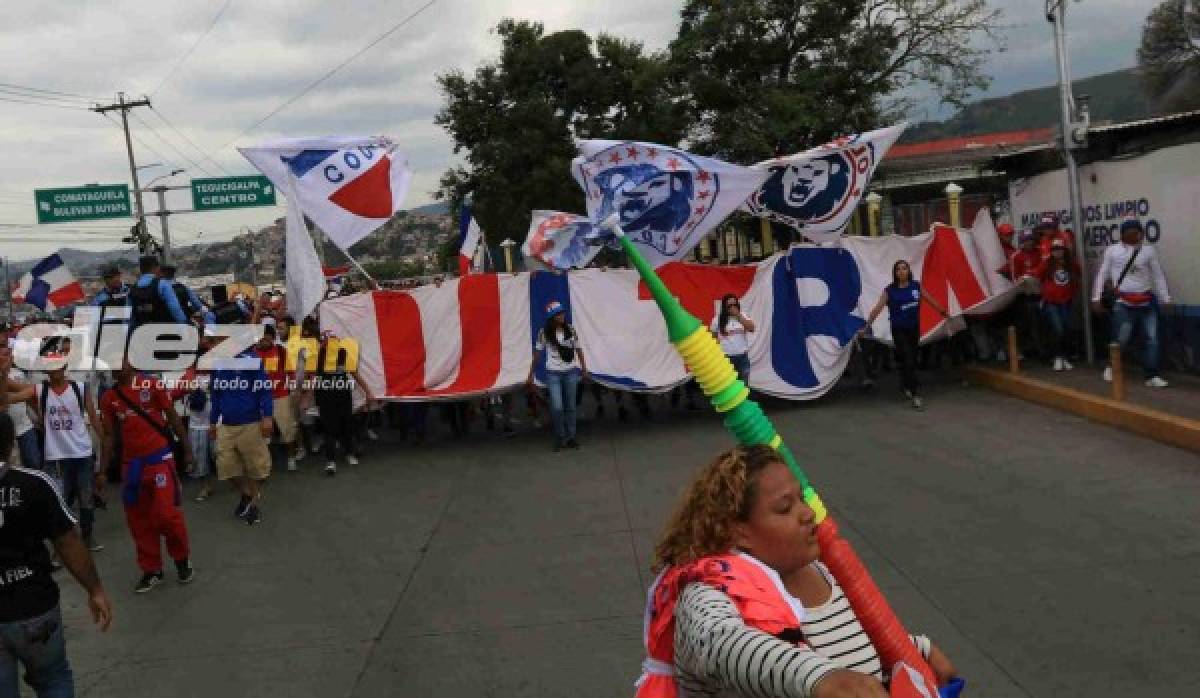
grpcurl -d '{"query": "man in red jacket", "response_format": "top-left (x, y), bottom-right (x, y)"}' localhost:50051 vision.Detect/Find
top-left (1034, 214), bottom-right (1073, 260)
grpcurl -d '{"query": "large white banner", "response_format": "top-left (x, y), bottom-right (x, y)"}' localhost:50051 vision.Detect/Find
top-left (1008, 141), bottom-right (1200, 306)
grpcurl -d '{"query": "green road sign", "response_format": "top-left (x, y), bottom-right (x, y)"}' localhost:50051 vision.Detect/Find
top-left (34, 184), bottom-right (131, 223)
top-left (191, 175), bottom-right (276, 211)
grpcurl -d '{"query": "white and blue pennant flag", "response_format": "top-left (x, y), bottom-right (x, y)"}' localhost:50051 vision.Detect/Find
top-left (521, 210), bottom-right (605, 270)
top-left (741, 123), bottom-right (907, 243)
top-left (572, 141), bottom-right (769, 268)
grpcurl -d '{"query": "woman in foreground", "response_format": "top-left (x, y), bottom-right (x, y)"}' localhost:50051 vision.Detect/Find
top-left (638, 445), bottom-right (957, 697)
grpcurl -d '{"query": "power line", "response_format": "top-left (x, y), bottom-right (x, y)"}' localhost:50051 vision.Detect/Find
top-left (0, 86), bottom-right (92, 105)
top-left (196, 0), bottom-right (439, 169)
top-left (98, 112), bottom-right (181, 173)
top-left (150, 106), bottom-right (233, 175)
top-left (129, 111), bottom-right (217, 176)
top-left (149, 0), bottom-right (235, 97)
top-left (0, 81), bottom-right (104, 101)
top-left (0, 95), bottom-right (90, 111)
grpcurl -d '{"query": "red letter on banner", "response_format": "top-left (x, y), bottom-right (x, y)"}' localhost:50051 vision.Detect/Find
top-left (919, 224), bottom-right (987, 335)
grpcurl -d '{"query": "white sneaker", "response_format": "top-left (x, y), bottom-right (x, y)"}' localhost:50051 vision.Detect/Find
top-left (996, 350), bottom-right (1007, 362)
top-left (1053, 358), bottom-right (1064, 372)
top-left (911, 396), bottom-right (923, 410)
top-left (1145, 376), bottom-right (1169, 388)
top-left (1103, 366), bottom-right (1113, 382)
top-left (346, 454), bottom-right (360, 466)
top-left (366, 429), bottom-right (379, 441)
top-left (1062, 359), bottom-right (1074, 371)
top-left (286, 457), bottom-right (298, 472)
top-left (324, 461), bottom-right (337, 476)
top-left (295, 445), bottom-right (306, 459)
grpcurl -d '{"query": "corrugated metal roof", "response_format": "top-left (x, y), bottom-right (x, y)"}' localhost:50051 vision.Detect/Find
top-left (1088, 109), bottom-right (1200, 134)
top-left (889, 128), bottom-right (1055, 158)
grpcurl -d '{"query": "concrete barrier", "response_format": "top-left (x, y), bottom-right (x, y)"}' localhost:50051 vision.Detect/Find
top-left (966, 366), bottom-right (1200, 453)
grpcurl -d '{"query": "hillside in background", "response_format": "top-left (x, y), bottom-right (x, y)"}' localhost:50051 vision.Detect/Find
top-left (903, 68), bottom-right (1152, 142)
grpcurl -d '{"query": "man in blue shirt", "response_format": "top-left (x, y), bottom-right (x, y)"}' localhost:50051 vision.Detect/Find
top-left (160, 265), bottom-right (216, 325)
top-left (208, 338), bottom-right (273, 526)
top-left (126, 256), bottom-right (189, 328)
top-left (92, 267), bottom-right (129, 325)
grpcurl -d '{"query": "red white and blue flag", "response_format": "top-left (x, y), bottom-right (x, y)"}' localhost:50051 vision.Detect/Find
top-left (12, 253), bottom-right (85, 311)
top-left (742, 123), bottom-right (907, 243)
top-left (240, 136), bottom-right (413, 322)
top-left (573, 141), bottom-right (769, 268)
top-left (458, 205), bottom-right (484, 276)
top-left (521, 210), bottom-right (602, 270)
top-left (322, 211), bottom-right (1016, 402)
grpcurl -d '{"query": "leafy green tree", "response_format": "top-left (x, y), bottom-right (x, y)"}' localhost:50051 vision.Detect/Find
top-left (671, 0), bottom-right (1003, 161)
top-left (1138, 0), bottom-right (1200, 112)
top-left (435, 19), bottom-right (688, 245)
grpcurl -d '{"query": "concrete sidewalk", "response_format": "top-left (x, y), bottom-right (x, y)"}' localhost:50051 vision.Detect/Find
top-left (46, 377), bottom-right (1200, 697)
top-left (1017, 361), bottom-right (1200, 421)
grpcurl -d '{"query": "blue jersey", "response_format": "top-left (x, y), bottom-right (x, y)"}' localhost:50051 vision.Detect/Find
top-left (886, 281), bottom-right (921, 330)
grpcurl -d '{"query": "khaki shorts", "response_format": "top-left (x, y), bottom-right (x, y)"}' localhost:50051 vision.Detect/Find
top-left (272, 396), bottom-right (298, 444)
top-left (216, 423), bottom-right (272, 481)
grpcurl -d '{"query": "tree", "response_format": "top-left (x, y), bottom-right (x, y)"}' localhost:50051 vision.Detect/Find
top-left (434, 19), bottom-right (688, 246)
top-left (1138, 0), bottom-right (1200, 112)
top-left (671, 0), bottom-right (1003, 162)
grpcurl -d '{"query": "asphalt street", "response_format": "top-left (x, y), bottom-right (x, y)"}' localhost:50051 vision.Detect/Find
top-left (43, 375), bottom-right (1200, 697)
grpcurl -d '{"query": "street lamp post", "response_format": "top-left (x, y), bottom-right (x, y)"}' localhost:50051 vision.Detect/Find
top-left (500, 238), bottom-right (516, 273)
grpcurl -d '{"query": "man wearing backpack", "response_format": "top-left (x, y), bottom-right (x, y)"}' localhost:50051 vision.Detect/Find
top-left (99, 357), bottom-right (195, 593)
top-left (36, 351), bottom-right (104, 553)
top-left (126, 255), bottom-right (189, 329)
top-left (1091, 218), bottom-right (1173, 388)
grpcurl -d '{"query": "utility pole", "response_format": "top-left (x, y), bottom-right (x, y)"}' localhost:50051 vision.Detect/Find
top-left (1048, 0), bottom-right (1095, 363)
top-left (3, 257), bottom-right (12, 324)
top-left (91, 92), bottom-right (153, 247)
top-left (154, 186), bottom-right (172, 263)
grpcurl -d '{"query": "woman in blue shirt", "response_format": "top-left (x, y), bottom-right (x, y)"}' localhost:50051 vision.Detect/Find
top-left (861, 260), bottom-right (949, 410)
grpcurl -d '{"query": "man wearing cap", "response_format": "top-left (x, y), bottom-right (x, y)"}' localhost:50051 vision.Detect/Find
top-left (93, 267), bottom-right (130, 325)
top-left (1034, 214), bottom-right (1073, 260)
top-left (1091, 218), bottom-right (1172, 387)
top-left (160, 265), bottom-right (214, 325)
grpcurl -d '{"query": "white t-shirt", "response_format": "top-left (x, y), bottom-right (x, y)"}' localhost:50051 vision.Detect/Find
top-left (535, 327), bottom-right (580, 372)
top-left (5, 369), bottom-right (33, 436)
top-left (711, 316), bottom-right (750, 356)
top-left (187, 374), bottom-right (212, 430)
top-left (39, 380), bottom-right (93, 460)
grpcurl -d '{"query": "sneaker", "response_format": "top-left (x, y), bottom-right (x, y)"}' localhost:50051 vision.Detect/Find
top-left (1062, 359), bottom-right (1074, 371)
top-left (996, 350), bottom-right (1007, 363)
top-left (346, 454), bottom-right (360, 466)
top-left (366, 428), bottom-right (379, 441)
top-left (311, 439), bottom-right (324, 454)
top-left (92, 493), bottom-right (107, 511)
top-left (175, 559), bottom-right (195, 584)
top-left (135, 571), bottom-right (164, 594)
top-left (912, 396), bottom-right (923, 410)
top-left (234, 495), bottom-right (251, 519)
top-left (195, 485), bottom-right (212, 503)
top-left (1103, 366), bottom-right (1113, 382)
top-left (50, 556), bottom-right (63, 573)
top-left (1053, 358), bottom-right (1064, 372)
top-left (243, 505), bottom-right (262, 526)
top-left (1145, 376), bottom-right (1169, 388)
top-left (324, 461), bottom-right (337, 476)
top-left (861, 377), bottom-right (875, 389)
top-left (295, 445), bottom-right (307, 460)
top-left (903, 389), bottom-right (914, 400)
top-left (287, 457), bottom-right (298, 472)
top-left (85, 536), bottom-right (104, 552)
top-left (566, 438), bottom-right (580, 449)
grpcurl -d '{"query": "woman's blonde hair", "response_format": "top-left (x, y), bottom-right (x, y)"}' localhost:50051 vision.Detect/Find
top-left (652, 444), bottom-right (782, 572)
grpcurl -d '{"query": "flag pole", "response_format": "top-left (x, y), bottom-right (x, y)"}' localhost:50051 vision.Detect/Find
top-left (341, 252), bottom-right (379, 290)
top-left (3, 257), bottom-right (11, 324)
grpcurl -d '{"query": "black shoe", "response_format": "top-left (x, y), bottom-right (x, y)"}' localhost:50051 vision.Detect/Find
top-left (84, 535), bottom-right (104, 552)
top-left (566, 438), bottom-right (580, 449)
top-left (49, 556), bottom-right (63, 573)
top-left (243, 505), bottom-right (262, 526)
top-left (175, 559), bottom-right (195, 584)
top-left (135, 571), bottom-right (164, 594)
top-left (234, 495), bottom-right (251, 519)
top-left (92, 494), bottom-right (107, 511)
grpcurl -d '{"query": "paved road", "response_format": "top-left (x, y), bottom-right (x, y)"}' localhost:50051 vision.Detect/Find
top-left (48, 376), bottom-right (1200, 697)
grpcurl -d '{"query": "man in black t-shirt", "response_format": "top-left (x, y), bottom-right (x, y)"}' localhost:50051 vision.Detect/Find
top-left (0, 399), bottom-right (112, 695)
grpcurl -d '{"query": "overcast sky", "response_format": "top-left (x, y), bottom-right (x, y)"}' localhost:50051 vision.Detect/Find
top-left (0, 0), bottom-right (1156, 262)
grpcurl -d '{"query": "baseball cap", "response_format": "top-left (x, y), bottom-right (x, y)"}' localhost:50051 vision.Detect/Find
top-left (1050, 239), bottom-right (1066, 249)
top-left (1119, 218), bottom-right (1143, 234)
top-left (545, 300), bottom-right (566, 317)
top-left (1035, 214), bottom-right (1057, 229)
top-left (996, 223), bottom-right (1014, 235)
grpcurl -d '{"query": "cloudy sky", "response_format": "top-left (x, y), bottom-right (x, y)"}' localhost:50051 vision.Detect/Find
top-left (0, 0), bottom-right (1156, 262)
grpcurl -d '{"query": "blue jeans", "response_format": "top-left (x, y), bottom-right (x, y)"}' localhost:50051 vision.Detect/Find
top-left (44, 458), bottom-right (94, 539)
top-left (0, 605), bottom-right (73, 698)
top-left (727, 353), bottom-right (751, 387)
top-left (545, 370), bottom-right (580, 443)
top-left (1112, 302), bottom-right (1161, 377)
top-left (1042, 302), bottom-right (1072, 360)
top-left (16, 430), bottom-right (41, 471)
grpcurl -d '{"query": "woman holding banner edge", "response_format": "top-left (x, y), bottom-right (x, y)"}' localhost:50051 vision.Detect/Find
top-left (860, 260), bottom-right (949, 410)
top-left (527, 301), bottom-right (589, 451)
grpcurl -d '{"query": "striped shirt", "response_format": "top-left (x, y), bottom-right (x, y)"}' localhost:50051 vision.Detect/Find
top-left (674, 562), bottom-right (930, 697)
